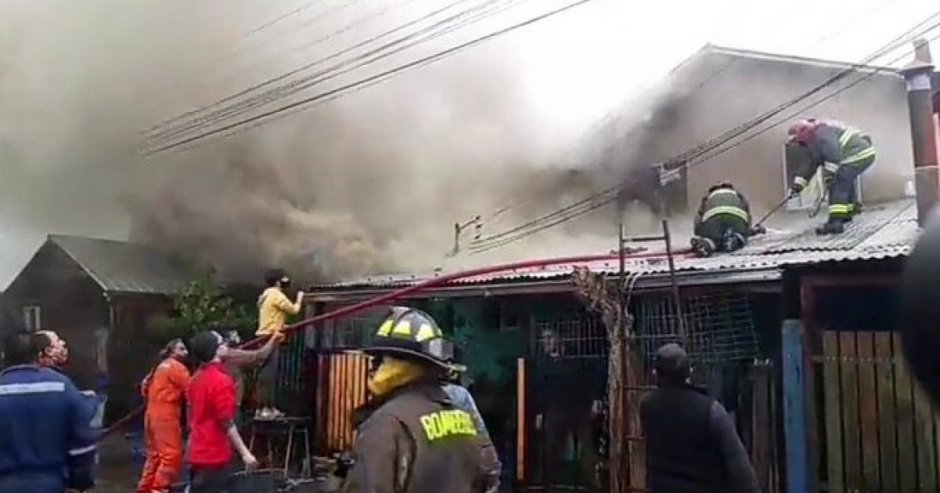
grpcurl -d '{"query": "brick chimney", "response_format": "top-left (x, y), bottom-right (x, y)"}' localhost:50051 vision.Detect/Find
top-left (900, 39), bottom-right (939, 226)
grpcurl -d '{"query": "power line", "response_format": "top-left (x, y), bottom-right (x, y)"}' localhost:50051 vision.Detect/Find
top-left (144, 0), bottom-right (490, 139)
top-left (148, 0), bottom-right (519, 144)
top-left (143, 0), bottom-right (593, 154)
top-left (247, 0), bottom-right (352, 37)
top-left (465, 17), bottom-right (940, 253)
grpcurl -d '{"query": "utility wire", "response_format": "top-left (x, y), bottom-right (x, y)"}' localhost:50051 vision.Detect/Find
top-left (466, 17), bottom-right (940, 253)
top-left (144, 0), bottom-right (493, 140)
top-left (148, 0), bottom-right (520, 144)
top-left (143, 0), bottom-right (595, 154)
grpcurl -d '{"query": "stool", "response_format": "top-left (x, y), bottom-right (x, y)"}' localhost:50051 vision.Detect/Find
top-left (249, 417), bottom-right (313, 478)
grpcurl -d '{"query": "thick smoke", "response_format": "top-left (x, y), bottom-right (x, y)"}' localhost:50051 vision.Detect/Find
top-left (2, 0), bottom-right (626, 284)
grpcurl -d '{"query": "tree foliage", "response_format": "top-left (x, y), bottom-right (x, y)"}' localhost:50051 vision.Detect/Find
top-left (150, 270), bottom-right (256, 342)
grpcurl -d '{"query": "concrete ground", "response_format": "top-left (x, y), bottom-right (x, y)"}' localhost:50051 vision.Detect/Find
top-left (96, 433), bottom-right (140, 492)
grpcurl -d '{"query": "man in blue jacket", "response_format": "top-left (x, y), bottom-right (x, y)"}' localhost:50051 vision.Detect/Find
top-left (0, 330), bottom-right (98, 493)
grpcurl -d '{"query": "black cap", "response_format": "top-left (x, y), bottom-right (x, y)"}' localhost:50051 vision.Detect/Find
top-left (654, 343), bottom-right (691, 381)
top-left (190, 331), bottom-right (223, 364)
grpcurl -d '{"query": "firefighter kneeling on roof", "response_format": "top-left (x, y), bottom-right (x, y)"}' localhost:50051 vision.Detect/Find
top-left (690, 182), bottom-right (763, 258)
top-left (787, 118), bottom-right (875, 235)
top-left (339, 307), bottom-right (491, 493)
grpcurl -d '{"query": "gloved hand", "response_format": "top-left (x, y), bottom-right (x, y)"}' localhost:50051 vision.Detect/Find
top-left (790, 183), bottom-right (804, 196)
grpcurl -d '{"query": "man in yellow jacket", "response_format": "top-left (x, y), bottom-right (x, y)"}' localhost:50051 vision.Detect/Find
top-left (255, 268), bottom-right (303, 419)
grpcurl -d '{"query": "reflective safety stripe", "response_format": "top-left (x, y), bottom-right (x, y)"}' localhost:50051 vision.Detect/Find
top-left (840, 146), bottom-right (875, 165)
top-left (794, 176), bottom-right (808, 188)
top-left (829, 204), bottom-right (852, 214)
top-left (68, 444), bottom-right (97, 457)
top-left (377, 320), bottom-right (394, 337)
top-left (391, 320), bottom-right (412, 337)
top-left (707, 189), bottom-right (738, 200)
top-left (823, 162), bottom-right (839, 173)
top-left (839, 128), bottom-right (860, 149)
top-left (419, 409), bottom-right (478, 441)
top-left (415, 323), bottom-right (438, 342)
top-left (702, 205), bottom-right (748, 223)
top-left (0, 381), bottom-right (65, 396)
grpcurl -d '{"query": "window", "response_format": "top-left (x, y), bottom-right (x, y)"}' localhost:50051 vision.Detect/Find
top-left (783, 143), bottom-right (862, 212)
top-left (23, 305), bottom-right (41, 332)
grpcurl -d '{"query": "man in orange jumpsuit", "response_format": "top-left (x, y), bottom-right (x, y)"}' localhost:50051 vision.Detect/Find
top-left (137, 338), bottom-right (190, 493)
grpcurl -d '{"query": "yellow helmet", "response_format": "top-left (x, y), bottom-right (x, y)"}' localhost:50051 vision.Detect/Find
top-left (365, 307), bottom-right (453, 368)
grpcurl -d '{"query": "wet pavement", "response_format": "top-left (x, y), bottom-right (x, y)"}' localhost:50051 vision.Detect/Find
top-left (95, 434), bottom-right (140, 492)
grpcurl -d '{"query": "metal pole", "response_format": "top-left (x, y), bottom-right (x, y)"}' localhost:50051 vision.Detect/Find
top-left (662, 219), bottom-right (686, 342)
top-left (900, 39), bottom-right (939, 227)
top-left (617, 222), bottom-right (629, 493)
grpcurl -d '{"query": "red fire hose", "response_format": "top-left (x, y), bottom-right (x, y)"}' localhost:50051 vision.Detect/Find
top-left (103, 248), bottom-right (691, 437)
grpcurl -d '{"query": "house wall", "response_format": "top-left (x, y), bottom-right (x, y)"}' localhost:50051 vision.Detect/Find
top-left (638, 51), bottom-right (915, 214)
top-left (3, 242), bottom-right (108, 389)
top-left (107, 295), bottom-right (175, 422)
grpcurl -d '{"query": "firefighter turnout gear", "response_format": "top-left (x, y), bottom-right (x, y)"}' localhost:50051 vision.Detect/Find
top-left (691, 183), bottom-right (755, 258)
top-left (786, 119), bottom-right (875, 234)
top-left (138, 356), bottom-right (190, 493)
top-left (341, 307), bottom-right (489, 492)
top-left (342, 383), bottom-right (490, 493)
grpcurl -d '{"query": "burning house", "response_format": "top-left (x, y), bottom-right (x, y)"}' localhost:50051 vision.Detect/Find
top-left (277, 42), bottom-right (940, 493)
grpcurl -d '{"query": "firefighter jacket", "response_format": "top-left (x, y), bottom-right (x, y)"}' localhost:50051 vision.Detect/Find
top-left (791, 120), bottom-right (875, 190)
top-left (640, 382), bottom-right (759, 493)
top-left (0, 365), bottom-right (98, 492)
top-left (342, 382), bottom-right (489, 493)
top-left (695, 187), bottom-right (751, 229)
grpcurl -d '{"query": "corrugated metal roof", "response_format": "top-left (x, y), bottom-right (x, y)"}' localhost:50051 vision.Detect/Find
top-left (312, 199), bottom-right (918, 291)
top-left (49, 235), bottom-right (191, 295)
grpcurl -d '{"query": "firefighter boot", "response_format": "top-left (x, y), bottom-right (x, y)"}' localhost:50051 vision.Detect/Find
top-left (846, 202), bottom-right (863, 222)
top-left (816, 218), bottom-right (846, 235)
top-left (690, 236), bottom-right (716, 258)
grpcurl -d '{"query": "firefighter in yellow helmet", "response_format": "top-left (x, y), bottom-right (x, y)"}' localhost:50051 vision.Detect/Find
top-left (340, 307), bottom-right (490, 493)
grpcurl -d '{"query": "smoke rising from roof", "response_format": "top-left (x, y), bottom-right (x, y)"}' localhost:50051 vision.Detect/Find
top-left (1, 0), bottom-right (638, 284)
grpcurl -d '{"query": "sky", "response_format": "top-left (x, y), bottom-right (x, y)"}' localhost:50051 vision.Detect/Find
top-left (0, 0), bottom-right (937, 286)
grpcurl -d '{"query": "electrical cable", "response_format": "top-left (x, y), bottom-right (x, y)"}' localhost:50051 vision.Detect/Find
top-left (143, 0), bottom-right (599, 154)
top-left (144, 0), bottom-right (495, 140)
top-left (465, 19), bottom-right (940, 253)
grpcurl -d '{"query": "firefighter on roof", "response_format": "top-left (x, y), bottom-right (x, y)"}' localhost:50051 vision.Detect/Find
top-left (341, 307), bottom-right (489, 493)
top-left (787, 118), bottom-right (876, 235)
top-left (691, 182), bottom-right (763, 258)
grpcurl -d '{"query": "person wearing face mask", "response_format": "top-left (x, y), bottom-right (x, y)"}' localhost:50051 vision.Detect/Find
top-left (0, 330), bottom-right (97, 493)
top-left (255, 268), bottom-right (304, 419)
top-left (137, 339), bottom-right (191, 493)
top-left (36, 330), bottom-right (68, 371)
top-left (341, 307), bottom-right (489, 493)
top-left (186, 330), bottom-right (258, 493)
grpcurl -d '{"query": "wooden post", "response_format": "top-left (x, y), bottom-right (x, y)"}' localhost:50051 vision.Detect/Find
top-left (782, 319), bottom-right (810, 493)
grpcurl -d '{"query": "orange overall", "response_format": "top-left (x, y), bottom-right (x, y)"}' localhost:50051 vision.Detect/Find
top-left (137, 358), bottom-right (190, 493)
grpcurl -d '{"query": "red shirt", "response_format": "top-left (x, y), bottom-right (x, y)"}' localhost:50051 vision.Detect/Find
top-left (186, 362), bottom-right (237, 467)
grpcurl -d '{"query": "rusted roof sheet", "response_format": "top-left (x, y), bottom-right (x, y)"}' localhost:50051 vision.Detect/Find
top-left (311, 200), bottom-right (917, 291)
top-left (49, 234), bottom-right (191, 295)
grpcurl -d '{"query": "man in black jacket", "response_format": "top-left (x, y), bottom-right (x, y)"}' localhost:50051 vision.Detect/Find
top-left (639, 344), bottom-right (759, 493)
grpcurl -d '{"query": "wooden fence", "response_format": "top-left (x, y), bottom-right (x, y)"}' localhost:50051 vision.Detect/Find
top-left (813, 330), bottom-right (940, 492)
top-left (315, 352), bottom-right (370, 453)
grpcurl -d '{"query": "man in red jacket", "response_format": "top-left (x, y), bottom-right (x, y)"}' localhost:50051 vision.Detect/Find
top-left (186, 331), bottom-right (258, 493)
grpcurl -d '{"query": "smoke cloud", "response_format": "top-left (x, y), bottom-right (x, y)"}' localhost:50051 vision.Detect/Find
top-left (1, 0), bottom-right (645, 285)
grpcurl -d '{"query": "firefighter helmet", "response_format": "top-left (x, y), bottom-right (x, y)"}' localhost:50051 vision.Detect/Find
top-left (787, 119), bottom-right (818, 144)
top-left (365, 307), bottom-right (453, 368)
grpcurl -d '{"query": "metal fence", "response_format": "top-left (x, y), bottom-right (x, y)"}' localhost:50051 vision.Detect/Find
top-left (812, 329), bottom-right (940, 492)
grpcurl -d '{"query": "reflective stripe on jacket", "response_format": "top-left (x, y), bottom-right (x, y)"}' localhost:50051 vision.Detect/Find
top-left (792, 120), bottom-right (875, 188)
top-left (697, 188), bottom-right (751, 225)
